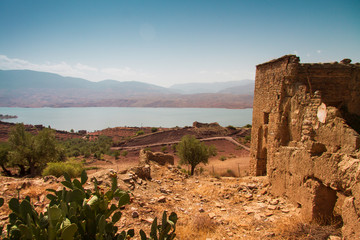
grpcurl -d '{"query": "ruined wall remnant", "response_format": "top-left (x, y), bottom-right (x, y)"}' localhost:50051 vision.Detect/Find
top-left (250, 55), bottom-right (360, 239)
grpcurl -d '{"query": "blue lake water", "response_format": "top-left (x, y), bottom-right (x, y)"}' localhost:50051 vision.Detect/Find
top-left (0, 107), bottom-right (253, 132)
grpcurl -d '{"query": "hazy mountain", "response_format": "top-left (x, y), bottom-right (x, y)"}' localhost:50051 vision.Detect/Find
top-left (0, 70), bottom-right (171, 95)
top-left (0, 70), bottom-right (253, 108)
top-left (169, 80), bottom-right (254, 94)
top-left (218, 82), bottom-right (255, 95)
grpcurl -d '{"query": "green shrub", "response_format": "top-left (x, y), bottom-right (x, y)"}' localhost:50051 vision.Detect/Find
top-left (151, 127), bottom-right (158, 133)
top-left (227, 125), bottom-right (236, 130)
top-left (161, 146), bottom-right (167, 153)
top-left (180, 168), bottom-right (191, 176)
top-left (208, 145), bottom-right (217, 157)
top-left (122, 150), bottom-right (128, 157)
top-left (84, 151), bottom-right (91, 158)
top-left (144, 147), bottom-right (152, 152)
top-left (94, 151), bottom-right (103, 160)
top-left (219, 156), bottom-right (227, 161)
top-left (136, 130), bottom-right (144, 136)
top-left (244, 135), bottom-right (251, 142)
top-left (114, 150), bottom-right (121, 159)
top-left (42, 160), bottom-right (84, 178)
top-left (243, 124), bottom-right (252, 128)
top-left (59, 135), bottom-right (113, 159)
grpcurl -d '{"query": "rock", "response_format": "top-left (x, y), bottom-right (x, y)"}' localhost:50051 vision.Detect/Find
top-left (122, 177), bottom-right (133, 183)
top-left (264, 232), bottom-right (275, 238)
top-left (140, 149), bottom-right (174, 165)
top-left (39, 195), bottom-right (45, 202)
top-left (158, 196), bottom-right (166, 203)
top-left (267, 205), bottom-right (278, 210)
top-left (199, 208), bottom-right (205, 213)
top-left (141, 217), bottom-right (154, 224)
top-left (265, 212), bottom-right (273, 217)
top-left (130, 164), bottom-right (151, 180)
top-left (132, 211), bottom-right (139, 218)
top-left (159, 188), bottom-right (168, 194)
top-left (208, 213), bottom-right (216, 219)
top-left (281, 209), bottom-right (290, 213)
top-left (327, 236), bottom-right (341, 240)
top-left (342, 197), bottom-right (360, 239)
top-left (246, 183), bottom-right (257, 189)
top-left (269, 199), bottom-right (279, 205)
top-left (227, 232), bottom-right (233, 237)
top-left (43, 175), bottom-right (56, 183)
top-left (57, 176), bottom-right (65, 182)
top-left (244, 193), bottom-right (253, 199)
top-left (215, 202), bottom-right (222, 208)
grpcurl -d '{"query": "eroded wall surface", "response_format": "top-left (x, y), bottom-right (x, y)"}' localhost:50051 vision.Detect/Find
top-left (250, 55), bottom-right (360, 239)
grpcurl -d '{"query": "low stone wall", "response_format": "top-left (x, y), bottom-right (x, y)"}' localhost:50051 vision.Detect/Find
top-left (139, 149), bottom-right (174, 166)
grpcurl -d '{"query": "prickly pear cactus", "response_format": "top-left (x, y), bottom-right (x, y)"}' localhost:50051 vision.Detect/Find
top-left (139, 211), bottom-right (178, 240)
top-left (3, 170), bottom-right (177, 240)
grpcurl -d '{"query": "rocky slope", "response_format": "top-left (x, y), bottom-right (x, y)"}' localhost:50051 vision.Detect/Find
top-left (0, 161), bottom-right (342, 239)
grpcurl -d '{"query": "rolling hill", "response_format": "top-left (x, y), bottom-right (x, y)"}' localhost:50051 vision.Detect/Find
top-left (0, 70), bottom-right (253, 108)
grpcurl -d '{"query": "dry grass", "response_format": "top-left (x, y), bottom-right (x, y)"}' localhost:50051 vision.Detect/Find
top-left (176, 214), bottom-right (218, 240)
top-left (270, 216), bottom-right (342, 240)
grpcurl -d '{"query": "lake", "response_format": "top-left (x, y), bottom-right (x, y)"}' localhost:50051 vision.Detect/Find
top-left (0, 107), bottom-right (253, 132)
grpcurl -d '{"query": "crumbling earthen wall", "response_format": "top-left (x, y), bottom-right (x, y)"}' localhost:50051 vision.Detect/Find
top-left (250, 55), bottom-right (360, 239)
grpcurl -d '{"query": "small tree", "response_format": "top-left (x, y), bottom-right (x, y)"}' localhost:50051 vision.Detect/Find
top-left (0, 142), bottom-right (12, 176)
top-left (8, 124), bottom-right (59, 176)
top-left (176, 135), bottom-right (214, 175)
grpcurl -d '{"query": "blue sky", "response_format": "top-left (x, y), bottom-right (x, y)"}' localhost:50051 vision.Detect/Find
top-left (0, 0), bottom-right (359, 87)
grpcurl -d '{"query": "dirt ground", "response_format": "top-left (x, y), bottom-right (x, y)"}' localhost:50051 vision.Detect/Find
top-left (0, 124), bottom-right (341, 239)
top-left (86, 139), bottom-right (250, 178)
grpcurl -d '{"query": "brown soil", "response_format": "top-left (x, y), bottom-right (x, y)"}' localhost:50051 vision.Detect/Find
top-left (2, 159), bottom-right (340, 239)
top-left (0, 121), bottom-right (83, 142)
top-left (0, 124), bottom-right (339, 239)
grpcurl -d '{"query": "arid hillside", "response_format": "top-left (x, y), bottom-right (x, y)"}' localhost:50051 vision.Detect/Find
top-left (0, 121), bottom-right (343, 239)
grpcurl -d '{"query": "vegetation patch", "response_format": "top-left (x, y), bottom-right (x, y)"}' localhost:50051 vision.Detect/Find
top-left (42, 160), bottom-right (84, 178)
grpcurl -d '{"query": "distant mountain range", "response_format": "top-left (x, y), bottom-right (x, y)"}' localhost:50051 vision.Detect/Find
top-left (0, 70), bottom-right (254, 109)
top-left (170, 80), bottom-right (254, 94)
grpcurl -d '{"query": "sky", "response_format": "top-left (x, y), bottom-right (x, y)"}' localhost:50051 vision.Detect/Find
top-left (0, 0), bottom-right (359, 87)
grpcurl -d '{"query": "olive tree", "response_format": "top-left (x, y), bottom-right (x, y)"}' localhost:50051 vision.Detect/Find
top-left (176, 135), bottom-right (216, 175)
top-left (8, 123), bottom-right (60, 176)
top-left (0, 142), bottom-right (12, 176)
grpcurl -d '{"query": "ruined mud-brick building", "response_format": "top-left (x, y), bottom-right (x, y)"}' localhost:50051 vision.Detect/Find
top-left (250, 55), bottom-right (360, 239)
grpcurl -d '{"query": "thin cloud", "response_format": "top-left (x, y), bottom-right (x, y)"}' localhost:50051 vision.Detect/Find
top-left (0, 54), bottom-right (94, 79)
top-left (75, 63), bottom-right (98, 72)
top-left (0, 54), bottom-right (152, 82)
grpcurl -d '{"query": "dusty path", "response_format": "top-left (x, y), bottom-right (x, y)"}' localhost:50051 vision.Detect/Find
top-left (112, 136), bottom-right (250, 151)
